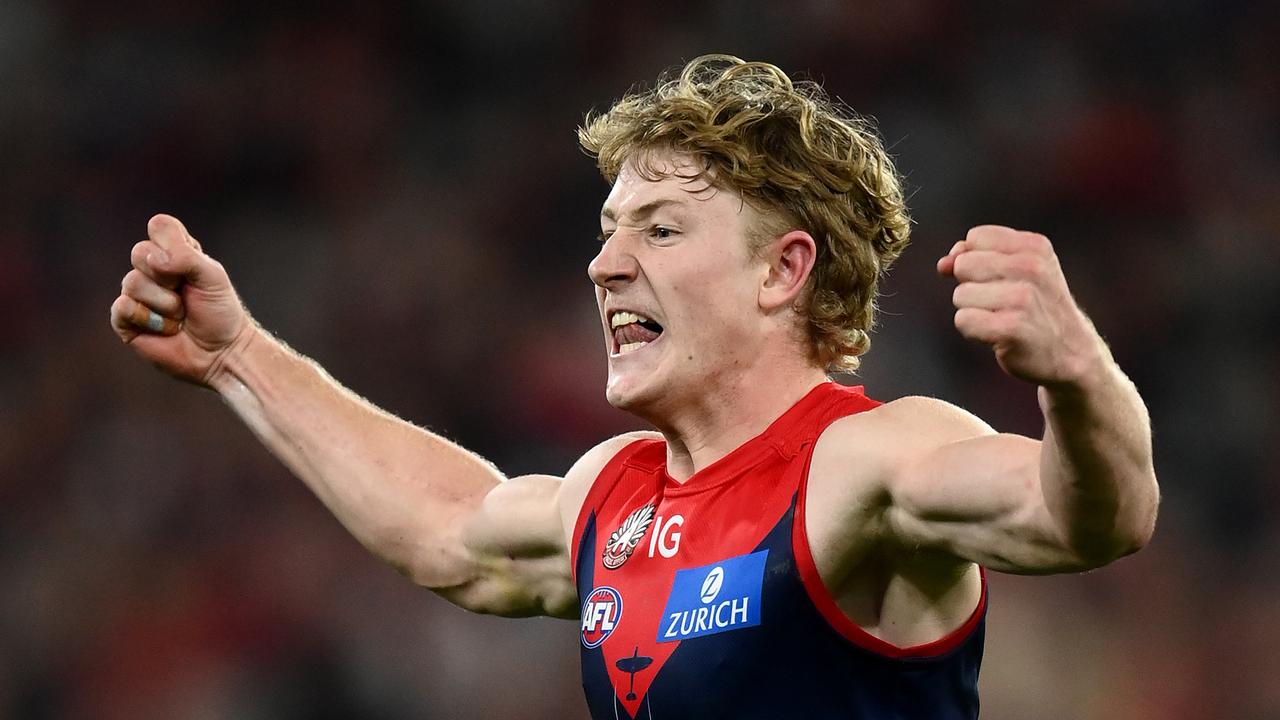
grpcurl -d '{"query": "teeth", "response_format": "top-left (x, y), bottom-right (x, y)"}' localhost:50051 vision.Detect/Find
top-left (619, 341), bottom-right (648, 354)
top-left (611, 311), bottom-right (652, 329)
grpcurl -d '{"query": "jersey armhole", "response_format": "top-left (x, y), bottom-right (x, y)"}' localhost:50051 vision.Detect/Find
top-left (569, 439), bottom-right (657, 585)
top-left (792, 444), bottom-right (988, 660)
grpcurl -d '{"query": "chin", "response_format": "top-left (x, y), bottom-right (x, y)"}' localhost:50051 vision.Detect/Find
top-left (604, 372), bottom-right (662, 415)
top-left (604, 378), bottom-right (642, 411)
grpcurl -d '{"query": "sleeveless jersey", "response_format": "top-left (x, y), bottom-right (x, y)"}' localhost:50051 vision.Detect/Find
top-left (572, 382), bottom-right (986, 719)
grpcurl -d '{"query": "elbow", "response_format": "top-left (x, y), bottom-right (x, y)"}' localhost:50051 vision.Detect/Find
top-left (377, 527), bottom-right (477, 592)
top-left (1129, 499), bottom-right (1159, 553)
top-left (1072, 483), bottom-right (1160, 568)
top-left (434, 578), bottom-right (507, 615)
top-left (400, 548), bottom-right (478, 593)
top-left (400, 558), bottom-right (506, 614)
top-left (395, 546), bottom-right (536, 617)
top-left (1069, 533), bottom-right (1145, 570)
top-left (1098, 521), bottom-right (1154, 566)
top-left (433, 573), bottom-right (553, 618)
top-left (1122, 471), bottom-right (1161, 555)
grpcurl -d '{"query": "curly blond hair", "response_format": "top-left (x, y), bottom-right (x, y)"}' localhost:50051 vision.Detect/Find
top-left (579, 55), bottom-right (911, 372)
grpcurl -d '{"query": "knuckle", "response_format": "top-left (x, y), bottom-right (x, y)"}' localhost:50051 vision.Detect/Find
top-left (1027, 233), bottom-right (1053, 254)
top-left (997, 312), bottom-right (1025, 338)
top-left (1009, 283), bottom-right (1034, 308)
top-left (954, 308), bottom-right (981, 333)
top-left (147, 214), bottom-right (171, 236)
top-left (121, 270), bottom-right (142, 293)
top-left (1012, 254), bottom-right (1042, 277)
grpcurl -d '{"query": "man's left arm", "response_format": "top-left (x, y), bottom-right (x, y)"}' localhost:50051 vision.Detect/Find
top-left (1034, 351), bottom-right (1158, 565)
top-left (881, 226), bottom-right (1158, 574)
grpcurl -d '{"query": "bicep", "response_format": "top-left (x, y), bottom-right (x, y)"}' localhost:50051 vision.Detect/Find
top-left (879, 400), bottom-right (1084, 574)
top-left (435, 432), bottom-right (659, 618)
top-left (441, 473), bottom-right (580, 618)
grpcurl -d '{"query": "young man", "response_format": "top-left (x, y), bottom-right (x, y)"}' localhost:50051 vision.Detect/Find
top-left (110, 56), bottom-right (1158, 718)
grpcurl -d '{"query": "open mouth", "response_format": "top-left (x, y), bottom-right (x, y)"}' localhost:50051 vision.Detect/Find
top-left (610, 310), bottom-right (664, 355)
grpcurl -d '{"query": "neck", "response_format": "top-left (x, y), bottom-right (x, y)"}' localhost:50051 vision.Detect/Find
top-left (647, 358), bottom-right (829, 482)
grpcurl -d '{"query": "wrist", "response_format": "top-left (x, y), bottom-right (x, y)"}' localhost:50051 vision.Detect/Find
top-left (1041, 311), bottom-right (1117, 392)
top-left (1037, 347), bottom-right (1123, 414)
top-left (205, 318), bottom-right (265, 394)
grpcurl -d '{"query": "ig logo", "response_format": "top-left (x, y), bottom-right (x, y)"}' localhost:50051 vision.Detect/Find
top-left (647, 514), bottom-right (684, 558)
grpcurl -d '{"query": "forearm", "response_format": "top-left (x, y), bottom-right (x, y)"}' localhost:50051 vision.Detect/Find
top-left (209, 323), bottom-right (501, 586)
top-left (1038, 349), bottom-right (1159, 563)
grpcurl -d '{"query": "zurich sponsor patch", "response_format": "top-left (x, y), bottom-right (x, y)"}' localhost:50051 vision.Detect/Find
top-left (581, 586), bottom-right (623, 648)
top-left (657, 550), bottom-right (767, 643)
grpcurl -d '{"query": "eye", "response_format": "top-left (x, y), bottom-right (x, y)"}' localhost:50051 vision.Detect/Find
top-left (650, 226), bottom-right (676, 240)
top-left (597, 230), bottom-right (614, 244)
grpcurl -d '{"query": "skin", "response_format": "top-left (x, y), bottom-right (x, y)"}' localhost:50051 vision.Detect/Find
top-left (590, 160), bottom-right (829, 481)
top-left (110, 150), bottom-right (1159, 647)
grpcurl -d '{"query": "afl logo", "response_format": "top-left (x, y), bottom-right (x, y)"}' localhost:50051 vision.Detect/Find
top-left (700, 566), bottom-right (724, 603)
top-left (580, 586), bottom-right (623, 649)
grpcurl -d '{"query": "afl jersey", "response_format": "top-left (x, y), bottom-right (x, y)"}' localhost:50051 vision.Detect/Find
top-left (572, 382), bottom-right (986, 719)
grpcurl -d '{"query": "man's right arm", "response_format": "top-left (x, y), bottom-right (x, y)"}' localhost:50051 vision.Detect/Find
top-left (111, 214), bottom-right (639, 619)
top-left (215, 332), bottom-right (647, 617)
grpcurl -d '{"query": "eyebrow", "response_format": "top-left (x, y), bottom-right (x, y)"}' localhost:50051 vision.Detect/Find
top-left (600, 198), bottom-right (686, 223)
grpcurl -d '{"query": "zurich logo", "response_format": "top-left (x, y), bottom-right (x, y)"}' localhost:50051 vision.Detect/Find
top-left (700, 566), bottom-right (724, 603)
top-left (657, 550), bottom-right (767, 643)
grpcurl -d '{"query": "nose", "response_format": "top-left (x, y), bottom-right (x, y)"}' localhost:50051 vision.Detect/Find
top-left (588, 231), bottom-right (638, 289)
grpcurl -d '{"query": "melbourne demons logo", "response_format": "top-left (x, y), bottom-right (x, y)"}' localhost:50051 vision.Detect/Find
top-left (581, 586), bottom-right (623, 648)
top-left (602, 503), bottom-right (655, 569)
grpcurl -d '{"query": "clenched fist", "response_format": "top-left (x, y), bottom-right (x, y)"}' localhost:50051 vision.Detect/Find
top-left (110, 214), bottom-right (252, 385)
top-left (937, 225), bottom-right (1107, 387)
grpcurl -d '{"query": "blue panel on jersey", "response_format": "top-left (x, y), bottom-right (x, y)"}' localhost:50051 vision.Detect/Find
top-left (657, 550), bottom-right (768, 643)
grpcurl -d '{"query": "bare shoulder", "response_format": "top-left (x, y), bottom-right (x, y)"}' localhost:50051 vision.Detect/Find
top-left (863, 395), bottom-right (993, 438)
top-left (804, 396), bottom-right (998, 589)
top-left (556, 430), bottom-right (663, 536)
top-left (820, 395), bottom-right (994, 470)
top-left (808, 397), bottom-right (995, 537)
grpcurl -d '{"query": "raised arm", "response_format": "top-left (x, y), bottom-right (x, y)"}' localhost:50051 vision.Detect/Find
top-left (211, 324), bottom-right (586, 616)
top-left (111, 214), bottom-right (623, 617)
top-left (877, 226), bottom-right (1158, 574)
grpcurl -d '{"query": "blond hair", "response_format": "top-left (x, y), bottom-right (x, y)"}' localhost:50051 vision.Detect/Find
top-left (579, 55), bottom-right (911, 372)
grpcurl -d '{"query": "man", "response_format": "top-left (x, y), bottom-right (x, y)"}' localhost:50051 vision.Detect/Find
top-left (110, 56), bottom-right (1158, 718)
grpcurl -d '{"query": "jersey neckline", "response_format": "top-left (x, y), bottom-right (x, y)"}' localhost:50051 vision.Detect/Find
top-left (653, 381), bottom-right (861, 497)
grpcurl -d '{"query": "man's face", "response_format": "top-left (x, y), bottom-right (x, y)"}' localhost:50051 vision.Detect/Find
top-left (589, 152), bottom-right (767, 415)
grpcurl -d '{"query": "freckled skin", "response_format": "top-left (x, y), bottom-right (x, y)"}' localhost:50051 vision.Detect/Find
top-left (589, 157), bottom-right (768, 428)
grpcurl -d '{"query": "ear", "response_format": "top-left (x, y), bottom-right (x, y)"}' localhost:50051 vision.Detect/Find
top-left (758, 230), bottom-right (817, 312)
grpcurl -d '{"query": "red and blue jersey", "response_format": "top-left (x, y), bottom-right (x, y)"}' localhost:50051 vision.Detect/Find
top-left (572, 382), bottom-right (986, 719)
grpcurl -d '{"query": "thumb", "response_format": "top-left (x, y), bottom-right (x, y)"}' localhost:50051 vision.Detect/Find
top-left (936, 240), bottom-right (966, 277)
top-left (146, 214), bottom-right (214, 287)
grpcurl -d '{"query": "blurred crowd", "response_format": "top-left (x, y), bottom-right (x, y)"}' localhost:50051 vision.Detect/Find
top-left (2, 1), bottom-right (1277, 718)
